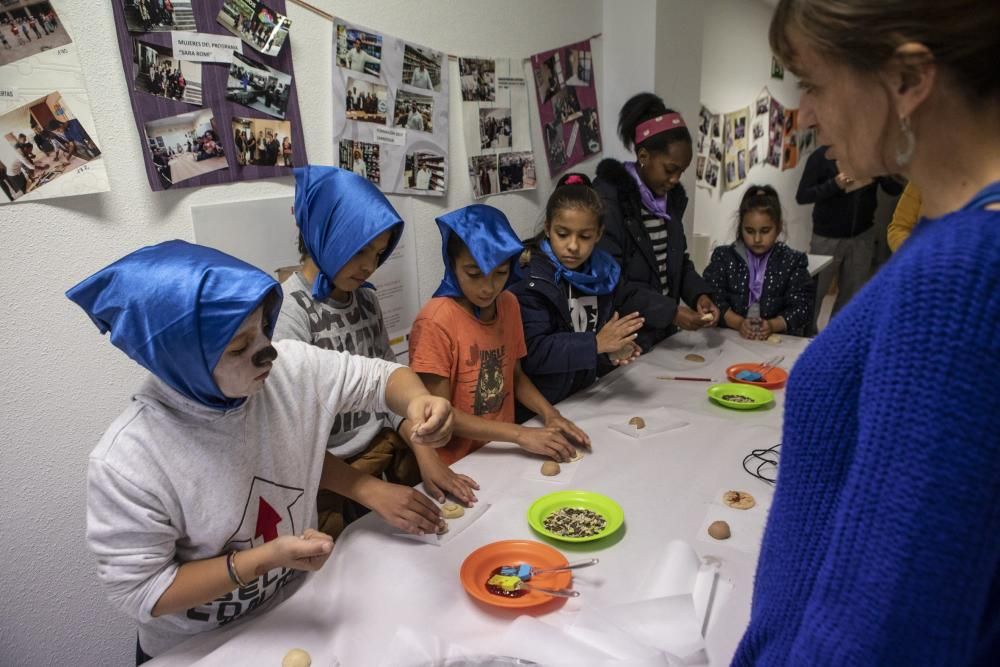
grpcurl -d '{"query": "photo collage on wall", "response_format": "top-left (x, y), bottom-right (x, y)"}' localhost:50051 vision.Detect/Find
top-left (695, 104), bottom-right (721, 194)
top-left (111, 0), bottom-right (306, 191)
top-left (332, 18), bottom-right (449, 196)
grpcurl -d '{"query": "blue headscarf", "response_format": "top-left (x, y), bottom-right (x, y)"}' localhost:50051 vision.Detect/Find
top-left (66, 240), bottom-right (282, 410)
top-left (294, 165), bottom-right (403, 300)
top-left (539, 239), bottom-right (621, 295)
top-left (433, 204), bottom-right (524, 298)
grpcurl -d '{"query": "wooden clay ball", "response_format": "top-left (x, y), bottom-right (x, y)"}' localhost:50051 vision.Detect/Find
top-left (708, 520), bottom-right (731, 540)
top-left (282, 648), bottom-right (312, 667)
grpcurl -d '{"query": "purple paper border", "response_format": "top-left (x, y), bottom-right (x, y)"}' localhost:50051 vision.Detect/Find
top-left (111, 0), bottom-right (307, 191)
top-left (530, 39), bottom-right (601, 177)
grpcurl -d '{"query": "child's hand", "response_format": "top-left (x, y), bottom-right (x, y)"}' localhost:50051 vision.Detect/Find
top-left (545, 412), bottom-right (591, 449)
top-left (596, 311), bottom-right (644, 354)
top-left (516, 425), bottom-right (577, 462)
top-left (610, 341), bottom-right (642, 366)
top-left (367, 479), bottom-right (444, 535)
top-left (739, 317), bottom-right (757, 340)
top-left (416, 452), bottom-right (480, 506)
top-left (757, 318), bottom-right (773, 340)
top-left (696, 295), bottom-right (720, 327)
top-left (264, 530), bottom-right (334, 572)
top-left (406, 395), bottom-right (454, 448)
top-left (674, 305), bottom-right (709, 331)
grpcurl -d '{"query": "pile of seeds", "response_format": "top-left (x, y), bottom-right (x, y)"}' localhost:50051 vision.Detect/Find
top-left (722, 394), bottom-right (756, 403)
top-left (543, 507), bottom-right (607, 538)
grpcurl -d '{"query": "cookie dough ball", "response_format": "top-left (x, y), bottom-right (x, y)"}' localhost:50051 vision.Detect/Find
top-left (685, 353), bottom-right (705, 363)
top-left (628, 416), bottom-right (646, 429)
top-left (766, 334), bottom-right (781, 344)
top-left (708, 520), bottom-right (731, 540)
top-left (723, 490), bottom-right (756, 510)
top-left (567, 448), bottom-right (584, 462)
top-left (441, 502), bottom-right (465, 519)
top-left (541, 461), bottom-right (561, 476)
top-left (701, 312), bottom-right (714, 322)
top-left (282, 648), bottom-right (312, 667)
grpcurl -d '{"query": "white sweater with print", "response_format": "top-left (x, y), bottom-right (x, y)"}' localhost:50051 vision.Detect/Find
top-left (86, 339), bottom-right (402, 656)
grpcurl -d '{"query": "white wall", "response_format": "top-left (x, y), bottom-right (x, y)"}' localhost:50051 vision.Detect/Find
top-left (693, 0), bottom-right (811, 253)
top-left (600, 0), bottom-right (656, 162)
top-left (0, 1), bottom-right (617, 665)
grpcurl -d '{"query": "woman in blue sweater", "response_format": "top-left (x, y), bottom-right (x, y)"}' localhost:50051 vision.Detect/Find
top-left (510, 173), bottom-right (643, 420)
top-left (702, 185), bottom-right (814, 338)
top-left (735, 1), bottom-right (1000, 665)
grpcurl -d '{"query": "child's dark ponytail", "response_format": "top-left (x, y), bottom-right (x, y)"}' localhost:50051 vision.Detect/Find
top-left (736, 184), bottom-right (783, 240)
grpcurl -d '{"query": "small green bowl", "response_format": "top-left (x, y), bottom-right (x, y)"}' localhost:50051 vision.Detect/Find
top-left (707, 382), bottom-right (775, 409)
top-left (527, 490), bottom-right (625, 543)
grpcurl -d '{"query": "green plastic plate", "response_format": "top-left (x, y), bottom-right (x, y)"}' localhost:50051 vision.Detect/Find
top-left (527, 490), bottom-right (625, 543)
top-left (707, 382), bottom-right (775, 410)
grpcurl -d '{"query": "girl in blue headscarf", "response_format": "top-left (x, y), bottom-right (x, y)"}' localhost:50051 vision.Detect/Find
top-left (510, 173), bottom-right (644, 419)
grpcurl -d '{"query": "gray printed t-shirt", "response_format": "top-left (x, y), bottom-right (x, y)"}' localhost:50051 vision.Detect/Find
top-left (273, 272), bottom-right (401, 458)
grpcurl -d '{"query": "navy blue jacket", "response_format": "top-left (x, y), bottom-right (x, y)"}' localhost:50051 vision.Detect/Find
top-left (509, 251), bottom-right (615, 420)
top-left (593, 158), bottom-right (712, 352)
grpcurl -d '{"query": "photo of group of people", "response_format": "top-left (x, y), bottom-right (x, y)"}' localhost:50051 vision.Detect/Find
top-left (393, 90), bottom-right (433, 133)
top-left (0, 92), bottom-right (102, 203)
top-left (479, 108), bottom-right (511, 149)
top-left (404, 151), bottom-right (444, 193)
top-left (121, 0), bottom-right (195, 34)
top-left (133, 40), bottom-right (201, 106)
top-left (694, 104), bottom-right (722, 193)
top-left (0, 3), bottom-right (70, 68)
top-left (498, 151), bottom-right (536, 193)
top-left (402, 44), bottom-right (441, 92)
top-left (217, 0), bottom-right (291, 58)
top-left (336, 23), bottom-right (382, 76)
top-left (469, 154), bottom-right (498, 197)
top-left (226, 51), bottom-right (292, 119)
top-left (143, 109), bottom-right (226, 188)
top-left (459, 57), bottom-right (495, 102)
top-left (339, 139), bottom-right (380, 185)
top-left (767, 98), bottom-right (784, 168)
top-left (232, 116), bottom-right (292, 168)
top-left (345, 78), bottom-right (388, 125)
top-left (531, 40), bottom-right (600, 176)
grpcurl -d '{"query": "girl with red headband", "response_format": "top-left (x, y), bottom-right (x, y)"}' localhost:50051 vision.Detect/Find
top-left (593, 92), bottom-right (719, 352)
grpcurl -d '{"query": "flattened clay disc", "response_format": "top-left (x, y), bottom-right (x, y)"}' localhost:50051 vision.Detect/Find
top-left (685, 353), bottom-right (705, 363)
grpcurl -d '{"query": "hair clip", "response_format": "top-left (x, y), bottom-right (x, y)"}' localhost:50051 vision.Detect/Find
top-left (564, 174), bottom-right (585, 185)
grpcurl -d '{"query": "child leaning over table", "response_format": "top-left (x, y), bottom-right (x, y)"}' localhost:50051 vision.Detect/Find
top-left (273, 166), bottom-right (478, 538)
top-left (408, 204), bottom-right (591, 466)
top-left (67, 241), bottom-right (453, 663)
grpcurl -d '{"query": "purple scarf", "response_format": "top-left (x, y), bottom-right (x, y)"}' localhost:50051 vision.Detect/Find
top-left (623, 161), bottom-right (670, 220)
top-left (747, 247), bottom-right (773, 306)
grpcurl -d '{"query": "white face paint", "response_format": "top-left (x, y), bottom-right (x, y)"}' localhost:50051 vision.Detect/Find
top-left (212, 306), bottom-right (277, 398)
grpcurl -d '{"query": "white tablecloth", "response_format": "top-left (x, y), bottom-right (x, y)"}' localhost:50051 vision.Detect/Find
top-left (149, 329), bottom-right (809, 666)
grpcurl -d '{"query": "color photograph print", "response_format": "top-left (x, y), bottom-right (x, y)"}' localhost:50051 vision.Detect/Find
top-left (404, 151), bottom-right (444, 193)
top-left (345, 77), bottom-right (388, 125)
top-left (339, 138), bottom-right (380, 185)
top-left (402, 43), bottom-right (442, 92)
top-left (121, 0), bottom-right (195, 34)
top-left (144, 109), bottom-right (226, 189)
top-left (766, 98), bottom-right (784, 168)
top-left (232, 116), bottom-right (292, 168)
top-left (1, 92), bottom-right (102, 203)
top-left (393, 89), bottom-right (433, 133)
top-left (498, 151), bottom-right (535, 193)
top-left (781, 108), bottom-right (799, 171)
top-left (133, 39), bottom-right (202, 106)
top-left (335, 22), bottom-right (383, 77)
top-left (0, 2), bottom-right (71, 67)
top-left (479, 107), bottom-right (511, 149)
top-left (226, 51), bottom-right (292, 119)
top-left (217, 0), bottom-right (291, 58)
top-left (459, 57), bottom-right (495, 102)
top-left (531, 39), bottom-right (600, 176)
top-left (469, 154), bottom-right (497, 198)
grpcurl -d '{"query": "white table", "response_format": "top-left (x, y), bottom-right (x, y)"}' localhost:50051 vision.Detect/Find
top-left (150, 329), bottom-right (810, 666)
top-left (807, 253), bottom-right (834, 277)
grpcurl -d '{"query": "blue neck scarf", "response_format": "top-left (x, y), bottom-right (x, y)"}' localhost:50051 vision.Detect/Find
top-left (540, 239), bottom-right (620, 295)
top-left (623, 160), bottom-right (671, 220)
top-left (294, 166), bottom-right (403, 300)
top-left (66, 240), bottom-right (282, 410)
top-left (433, 204), bottom-right (524, 300)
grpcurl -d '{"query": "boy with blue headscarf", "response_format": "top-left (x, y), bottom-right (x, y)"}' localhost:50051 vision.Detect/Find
top-left (409, 204), bottom-right (590, 466)
top-left (275, 166), bottom-right (478, 536)
top-left (67, 241), bottom-right (452, 660)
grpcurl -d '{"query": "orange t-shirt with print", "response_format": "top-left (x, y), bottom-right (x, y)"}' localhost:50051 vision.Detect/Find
top-left (409, 291), bottom-right (527, 464)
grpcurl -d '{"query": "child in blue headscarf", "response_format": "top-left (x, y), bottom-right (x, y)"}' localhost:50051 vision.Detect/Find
top-left (511, 173), bottom-right (644, 419)
top-left (67, 241), bottom-right (453, 661)
top-left (409, 204), bottom-right (590, 466)
top-left (274, 166), bottom-right (478, 537)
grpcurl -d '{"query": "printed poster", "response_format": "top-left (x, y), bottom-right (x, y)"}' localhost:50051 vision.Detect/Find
top-left (749, 90), bottom-right (770, 172)
top-left (723, 107), bottom-right (748, 192)
top-left (333, 18), bottom-right (449, 196)
top-left (695, 104), bottom-right (721, 194)
top-left (766, 97), bottom-right (784, 168)
top-left (1, 3), bottom-right (109, 205)
top-left (460, 56), bottom-right (534, 198)
top-left (781, 108), bottom-right (799, 171)
top-left (530, 39), bottom-right (601, 177)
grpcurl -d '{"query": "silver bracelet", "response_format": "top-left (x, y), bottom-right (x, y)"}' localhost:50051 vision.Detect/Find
top-left (226, 550), bottom-right (249, 588)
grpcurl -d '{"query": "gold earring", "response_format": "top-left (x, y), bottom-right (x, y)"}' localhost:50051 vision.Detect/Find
top-left (895, 116), bottom-right (915, 168)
